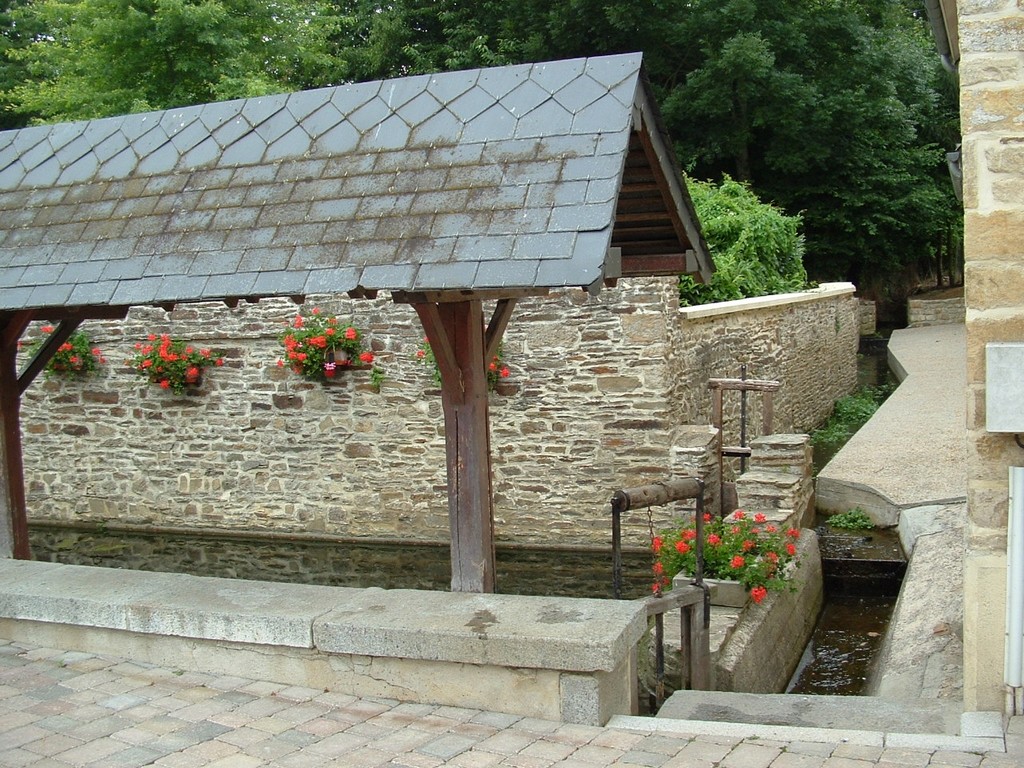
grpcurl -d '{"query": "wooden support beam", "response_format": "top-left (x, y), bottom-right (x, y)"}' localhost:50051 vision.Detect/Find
top-left (415, 303), bottom-right (462, 402)
top-left (484, 299), bottom-right (516, 365)
top-left (0, 311), bottom-right (33, 559)
top-left (412, 299), bottom-right (497, 592)
top-left (18, 318), bottom-right (82, 395)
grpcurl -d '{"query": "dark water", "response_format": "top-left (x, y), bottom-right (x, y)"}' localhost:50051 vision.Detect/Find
top-left (787, 595), bottom-right (892, 695)
top-left (788, 519), bottom-right (904, 695)
top-left (28, 525), bottom-right (655, 600)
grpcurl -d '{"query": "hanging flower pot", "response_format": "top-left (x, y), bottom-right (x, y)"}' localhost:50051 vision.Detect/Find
top-left (277, 308), bottom-right (383, 387)
top-left (129, 335), bottom-right (224, 395)
top-left (19, 325), bottom-right (107, 380)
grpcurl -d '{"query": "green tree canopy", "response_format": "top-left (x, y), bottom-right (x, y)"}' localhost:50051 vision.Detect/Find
top-left (2, 0), bottom-right (341, 123)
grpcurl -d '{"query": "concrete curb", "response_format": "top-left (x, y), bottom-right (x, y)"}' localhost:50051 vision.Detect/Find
top-left (608, 713), bottom-right (1005, 753)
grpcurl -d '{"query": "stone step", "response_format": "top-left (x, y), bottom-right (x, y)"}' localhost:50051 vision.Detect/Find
top-left (656, 690), bottom-right (963, 735)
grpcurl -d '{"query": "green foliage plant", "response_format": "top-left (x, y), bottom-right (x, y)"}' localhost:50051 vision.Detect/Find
top-left (811, 385), bottom-right (890, 449)
top-left (653, 509), bottom-right (801, 604)
top-left (129, 334), bottom-right (223, 394)
top-left (680, 175), bottom-right (808, 306)
top-left (415, 337), bottom-right (510, 392)
top-left (828, 508), bottom-right (874, 530)
top-left (20, 324), bottom-right (106, 378)
top-left (2, 0), bottom-right (339, 123)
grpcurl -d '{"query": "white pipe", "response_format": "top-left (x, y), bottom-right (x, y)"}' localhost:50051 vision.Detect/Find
top-left (1005, 466), bottom-right (1024, 690)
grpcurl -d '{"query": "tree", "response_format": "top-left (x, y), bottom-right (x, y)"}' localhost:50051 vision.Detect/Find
top-left (2, 0), bottom-right (342, 123)
top-left (662, 0), bottom-right (960, 295)
top-left (0, 0), bottom-right (40, 128)
top-left (317, 1), bottom-right (957, 296)
top-left (3, 0), bottom-right (958, 299)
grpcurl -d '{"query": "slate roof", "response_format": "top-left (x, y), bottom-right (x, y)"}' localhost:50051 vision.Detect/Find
top-left (0, 53), bottom-right (711, 315)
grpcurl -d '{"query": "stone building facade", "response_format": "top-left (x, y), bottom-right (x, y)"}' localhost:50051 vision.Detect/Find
top-left (20, 279), bottom-right (856, 551)
top-left (958, 1), bottom-right (1024, 714)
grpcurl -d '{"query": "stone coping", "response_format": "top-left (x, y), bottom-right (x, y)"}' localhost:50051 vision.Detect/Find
top-left (0, 559), bottom-right (647, 674)
top-left (678, 282), bottom-right (855, 321)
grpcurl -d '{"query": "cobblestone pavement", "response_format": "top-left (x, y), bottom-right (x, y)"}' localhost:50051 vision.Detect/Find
top-left (1, 640), bottom-right (1020, 768)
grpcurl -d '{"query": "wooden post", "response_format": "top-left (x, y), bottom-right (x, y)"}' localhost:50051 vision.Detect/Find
top-left (414, 299), bottom-right (496, 592)
top-left (0, 312), bottom-right (33, 559)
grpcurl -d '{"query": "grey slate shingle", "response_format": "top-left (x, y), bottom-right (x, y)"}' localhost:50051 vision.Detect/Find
top-left (0, 52), bottom-right (709, 312)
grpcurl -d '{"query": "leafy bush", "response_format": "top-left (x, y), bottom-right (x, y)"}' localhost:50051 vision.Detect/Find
top-left (680, 176), bottom-right (809, 306)
top-left (828, 508), bottom-right (874, 530)
top-left (811, 385), bottom-right (891, 448)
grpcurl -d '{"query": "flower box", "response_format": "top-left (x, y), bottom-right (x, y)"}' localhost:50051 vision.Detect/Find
top-left (671, 573), bottom-right (750, 607)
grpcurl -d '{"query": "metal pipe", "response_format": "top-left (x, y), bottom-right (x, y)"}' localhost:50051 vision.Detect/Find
top-left (923, 0), bottom-right (957, 73)
top-left (739, 365), bottom-right (748, 473)
top-left (1005, 466), bottom-right (1024, 709)
top-left (612, 503), bottom-right (622, 599)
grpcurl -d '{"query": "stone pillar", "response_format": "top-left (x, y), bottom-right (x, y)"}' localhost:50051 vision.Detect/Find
top-left (735, 434), bottom-right (814, 529)
top-left (959, 2), bottom-right (1024, 714)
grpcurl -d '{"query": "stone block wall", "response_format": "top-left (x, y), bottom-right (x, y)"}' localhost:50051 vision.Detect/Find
top-left (669, 284), bottom-right (859, 470)
top-left (907, 296), bottom-right (966, 326)
top-left (959, 0), bottom-right (1024, 713)
top-left (19, 279), bottom-right (857, 551)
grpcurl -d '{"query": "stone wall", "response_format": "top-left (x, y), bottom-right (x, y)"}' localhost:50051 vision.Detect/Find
top-left (959, 0), bottom-right (1024, 714)
top-left (20, 279), bottom-right (857, 551)
top-left (907, 296), bottom-right (966, 327)
top-left (669, 284), bottom-right (859, 461)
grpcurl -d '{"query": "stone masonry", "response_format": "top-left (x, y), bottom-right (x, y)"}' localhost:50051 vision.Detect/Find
top-left (959, 0), bottom-right (1024, 713)
top-left (19, 279), bottom-right (856, 550)
top-left (907, 296), bottom-right (965, 326)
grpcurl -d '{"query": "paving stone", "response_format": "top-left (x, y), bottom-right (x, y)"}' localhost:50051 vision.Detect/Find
top-left (821, 758), bottom-right (878, 768)
top-left (518, 738), bottom-right (577, 762)
top-left (929, 753), bottom-right (983, 768)
top-left (0, 638), bottom-right (1019, 768)
top-left (473, 730), bottom-right (539, 756)
top-left (832, 744), bottom-right (884, 761)
top-left (620, 748), bottom-right (672, 766)
top-left (875, 747), bottom-right (932, 765)
top-left (445, 750), bottom-right (504, 768)
top-left (418, 733), bottom-right (479, 759)
top-left (770, 752), bottom-right (831, 768)
top-left (721, 742), bottom-right (783, 768)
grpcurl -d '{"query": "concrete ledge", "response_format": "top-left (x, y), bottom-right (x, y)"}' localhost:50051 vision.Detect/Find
top-left (314, 588), bottom-right (645, 672)
top-left (712, 532), bottom-right (823, 692)
top-left (0, 560), bottom-right (646, 725)
top-left (678, 282), bottom-right (855, 320)
top-left (609, 714), bottom-right (1004, 753)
